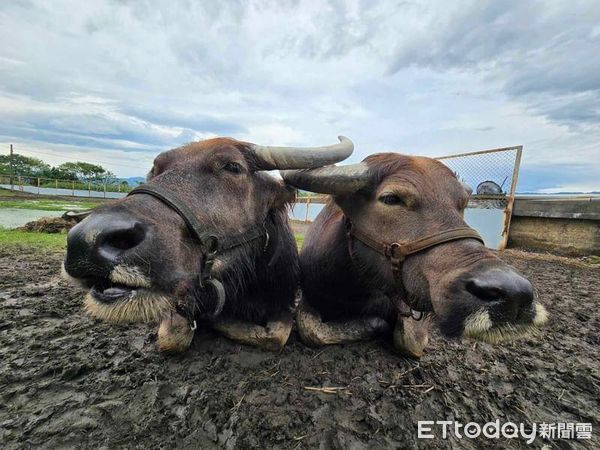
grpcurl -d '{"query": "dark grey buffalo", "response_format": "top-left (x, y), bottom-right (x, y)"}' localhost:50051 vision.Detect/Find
top-left (283, 153), bottom-right (548, 357)
top-left (63, 136), bottom-right (353, 353)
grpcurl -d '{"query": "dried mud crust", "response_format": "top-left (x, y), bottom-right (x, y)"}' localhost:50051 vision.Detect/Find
top-left (0, 246), bottom-right (598, 449)
top-left (18, 216), bottom-right (78, 233)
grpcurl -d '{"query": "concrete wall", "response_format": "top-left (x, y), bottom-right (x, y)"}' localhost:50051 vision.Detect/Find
top-left (508, 197), bottom-right (600, 256)
top-left (508, 216), bottom-right (600, 256)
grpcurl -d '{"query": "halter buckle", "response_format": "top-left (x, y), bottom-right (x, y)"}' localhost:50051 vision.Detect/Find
top-left (386, 243), bottom-right (405, 264)
top-left (199, 255), bottom-right (215, 288)
top-left (204, 235), bottom-right (220, 255)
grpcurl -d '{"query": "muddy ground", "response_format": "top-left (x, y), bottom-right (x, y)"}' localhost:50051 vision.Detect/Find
top-left (0, 246), bottom-right (598, 449)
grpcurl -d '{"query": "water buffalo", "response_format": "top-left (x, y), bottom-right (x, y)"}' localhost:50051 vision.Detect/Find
top-left (63, 136), bottom-right (353, 353)
top-left (282, 153), bottom-right (548, 357)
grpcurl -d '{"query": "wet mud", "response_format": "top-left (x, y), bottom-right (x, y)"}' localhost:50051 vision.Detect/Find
top-left (0, 246), bottom-right (598, 448)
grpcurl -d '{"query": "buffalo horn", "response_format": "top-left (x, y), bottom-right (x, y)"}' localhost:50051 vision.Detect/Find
top-left (281, 163), bottom-right (371, 196)
top-left (251, 136), bottom-right (353, 170)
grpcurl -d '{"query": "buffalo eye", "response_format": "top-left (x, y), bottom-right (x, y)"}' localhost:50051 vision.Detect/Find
top-left (223, 162), bottom-right (243, 174)
top-left (378, 193), bottom-right (404, 206)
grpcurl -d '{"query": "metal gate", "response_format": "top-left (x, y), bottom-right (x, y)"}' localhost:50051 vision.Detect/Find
top-left (436, 146), bottom-right (523, 250)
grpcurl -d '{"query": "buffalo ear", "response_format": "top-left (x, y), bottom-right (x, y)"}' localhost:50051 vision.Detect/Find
top-left (270, 182), bottom-right (297, 210)
top-left (461, 181), bottom-right (473, 197)
top-left (280, 163), bottom-right (371, 196)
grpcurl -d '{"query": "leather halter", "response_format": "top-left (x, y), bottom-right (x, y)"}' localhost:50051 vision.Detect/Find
top-left (128, 184), bottom-right (269, 327)
top-left (345, 218), bottom-right (484, 317)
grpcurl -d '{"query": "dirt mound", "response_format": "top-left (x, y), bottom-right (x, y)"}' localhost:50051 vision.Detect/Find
top-left (18, 216), bottom-right (78, 233)
top-left (0, 248), bottom-right (598, 448)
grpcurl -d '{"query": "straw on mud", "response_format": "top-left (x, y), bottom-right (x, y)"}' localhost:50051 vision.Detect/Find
top-left (398, 364), bottom-right (420, 377)
top-left (311, 350), bottom-right (325, 359)
top-left (230, 393), bottom-right (246, 411)
top-left (377, 364), bottom-right (422, 389)
top-left (402, 384), bottom-right (434, 389)
top-left (304, 386), bottom-right (349, 394)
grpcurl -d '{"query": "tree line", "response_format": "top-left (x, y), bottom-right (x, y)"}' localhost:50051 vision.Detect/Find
top-left (0, 153), bottom-right (125, 185)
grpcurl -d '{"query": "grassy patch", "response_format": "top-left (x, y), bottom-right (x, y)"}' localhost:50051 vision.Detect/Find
top-left (0, 228), bottom-right (67, 249)
top-left (295, 233), bottom-right (304, 250)
top-left (0, 188), bottom-right (32, 198)
top-left (586, 255), bottom-right (600, 265)
top-left (0, 199), bottom-right (101, 211)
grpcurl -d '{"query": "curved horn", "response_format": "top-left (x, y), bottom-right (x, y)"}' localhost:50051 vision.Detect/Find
top-left (251, 136), bottom-right (353, 170)
top-left (281, 163), bottom-right (370, 196)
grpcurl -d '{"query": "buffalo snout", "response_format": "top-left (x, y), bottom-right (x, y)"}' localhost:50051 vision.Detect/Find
top-left (464, 268), bottom-right (534, 320)
top-left (65, 212), bottom-right (149, 279)
top-left (61, 210), bottom-right (172, 325)
top-left (436, 263), bottom-right (547, 343)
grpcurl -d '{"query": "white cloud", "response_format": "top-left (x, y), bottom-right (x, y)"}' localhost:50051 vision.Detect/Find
top-left (0, 0), bottom-right (597, 191)
top-left (242, 124), bottom-right (305, 146)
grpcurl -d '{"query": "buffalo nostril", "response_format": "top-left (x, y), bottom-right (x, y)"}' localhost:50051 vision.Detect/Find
top-left (64, 213), bottom-right (149, 279)
top-left (101, 222), bottom-right (146, 252)
top-left (466, 280), bottom-right (504, 302)
top-left (465, 270), bottom-right (534, 309)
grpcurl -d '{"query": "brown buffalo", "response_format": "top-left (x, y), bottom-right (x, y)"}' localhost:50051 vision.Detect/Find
top-left (63, 136), bottom-right (353, 353)
top-left (283, 153), bottom-right (548, 357)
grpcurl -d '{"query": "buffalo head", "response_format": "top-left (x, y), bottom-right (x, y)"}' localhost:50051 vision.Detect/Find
top-left (283, 153), bottom-right (548, 345)
top-left (63, 136), bottom-right (353, 351)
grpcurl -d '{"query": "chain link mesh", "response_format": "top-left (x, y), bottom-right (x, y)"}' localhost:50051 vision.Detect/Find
top-left (436, 146), bottom-right (521, 209)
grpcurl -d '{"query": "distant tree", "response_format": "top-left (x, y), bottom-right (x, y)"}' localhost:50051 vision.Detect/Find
top-left (0, 153), bottom-right (50, 177)
top-left (43, 166), bottom-right (78, 180)
top-left (57, 162), bottom-right (111, 182)
top-left (0, 153), bottom-right (119, 184)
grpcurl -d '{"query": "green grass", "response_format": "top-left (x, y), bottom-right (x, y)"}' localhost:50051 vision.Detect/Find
top-left (0, 187), bottom-right (31, 198)
top-left (0, 228), bottom-right (67, 249)
top-left (295, 233), bottom-right (304, 250)
top-left (0, 198), bottom-right (101, 211)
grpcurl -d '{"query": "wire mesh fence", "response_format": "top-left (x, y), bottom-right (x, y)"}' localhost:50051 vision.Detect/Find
top-left (436, 146), bottom-right (523, 249)
top-left (436, 146), bottom-right (522, 209)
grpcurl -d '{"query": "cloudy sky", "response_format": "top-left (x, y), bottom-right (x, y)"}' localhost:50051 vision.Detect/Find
top-left (1, 0), bottom-right (599, 192)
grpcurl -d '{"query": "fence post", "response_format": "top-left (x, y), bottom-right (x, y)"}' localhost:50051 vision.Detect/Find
top-left (500, 146), bottom-right (523, 251)
top-left (302, 197), bottom-right (308, 222)
top-left (72, 180), bottom-right (75, 197)
top-left (37, 177), bottom-right (40, 195)
top-left (55, 179), bottom-right (58, 189)
top-left (88, 181), bottom-right (91, 197)
top-left (18, 176), bottom-right (22, 191)
top-left (103, 182), bottom-right (106, 199)
top-left (9, 144), bottom-right (14, 191)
